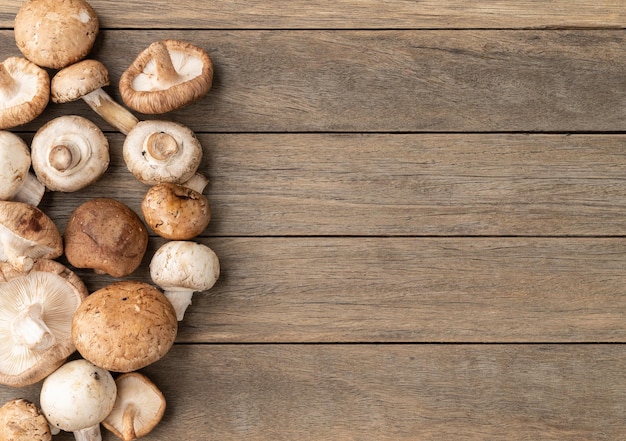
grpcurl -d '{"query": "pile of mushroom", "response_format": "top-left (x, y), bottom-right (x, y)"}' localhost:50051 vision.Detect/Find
top-left (0, 0), bottom-right (221, 439)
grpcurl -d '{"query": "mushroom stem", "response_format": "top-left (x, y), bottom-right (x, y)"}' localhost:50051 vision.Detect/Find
top-left (12, 303), bottom-right (55, 351)
top-left (81, 88), bottom-right (139, 135)
top-left (4, 246), bottom-right (34, 272)
top-left (152, 41), bottom-right (182, 86)
top-left (11, 172), bottom-right (45, 207)
top-left (181, 173), bottom-right (209, 194)
top-left (146, 132), bottom-right (179, 160)
top-left (163, 290), bottom-right (194, 321)
top-left (73, 424), bottom-right (103, 441)
top-left (122, 405), bottom-right (138, 441)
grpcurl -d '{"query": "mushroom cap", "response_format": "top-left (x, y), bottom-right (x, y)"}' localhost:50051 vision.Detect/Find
top-left (30, 115), bottom-right (110, 192)
top-left (123, 120), bottom-right (203, 185)
top-left (64, 198), bottom-right (148, 277)
top-left (0, 259), bottom-right (88, 387)
top-left (0, 57), bottom-right (50, 130)
top-left (40, 359), bottom-right (116, 433)
top-left (0, 131), bottom-right (31, 200)
top-left (50, 59), bottom-right (109, 104)
top-left (14, 0), bottom-right (99, 70)
top-left (0, 398), bottom-right (52, 441)
top-left (120, 39), bottom-right (213, 114)
top-left (150, 241), bottom-right (220, 292)
top-left (142, 183), bottom-right (210, 240)
top-left (102, 372), bottom-right (166, 441)
top-left (72, 281), bottom-right (178, 372)
top-left (0, 201), bottom-right (63, 270)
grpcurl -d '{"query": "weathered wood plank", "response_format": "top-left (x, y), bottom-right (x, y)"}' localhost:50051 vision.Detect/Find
top-left (3, 345), bottom-right (625, 440)
top-left (2, 1), bottom-right (626, 29)
top-left (62, 237), bottom-right (626, 343)
top-left (35, 133), bottom-right (626, 237)
top-left (3, 30), bottom-right (626, 132)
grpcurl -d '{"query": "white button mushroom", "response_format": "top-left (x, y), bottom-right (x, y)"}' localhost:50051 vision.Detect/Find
top-left (40, 359), bottom-right (116, 441)
top-left (150, 241), bottom-right (220, 320)
top-left (0, 131), bottom-right (45, 206)
top-left (123, 120), bottom-right (203, 185)
top-left (102, 372), bottom-right (166, 441)
top-left (0, 201), bottom-right (63, 271)
top-left (30, 115), bottom-right (110, 192)
top-left (0, 259), bottom-right (88, 387)
top-left (0, 57), bottom-right (50, 130)
top-left (119, 39), bottom-right (213, 114)
top-left (51, 60), bottom-right (140, 135)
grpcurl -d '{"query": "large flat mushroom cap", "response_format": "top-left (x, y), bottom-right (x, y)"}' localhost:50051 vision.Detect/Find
top-left (51, 59), bottom-right (110, 104)
top-left (14, 0), bottom-right (99, 69)
top-left (0, 259), bottom-right (88, 387)
top-left (0, 201), bottom-right (63, 268)
top-left (120, 40), bottom-right (213, 114)
top-left (72, 281), bottom-right (178, 372)
top-left (0, 57), bottom-right (50, 130)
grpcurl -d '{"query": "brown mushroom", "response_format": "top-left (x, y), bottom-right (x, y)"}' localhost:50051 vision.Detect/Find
top-left (0, 201), bottom-right (63, 271)
top-left (0, 57), bottom-right (49, 130)
top-left (0, 398), bottom-right (52, 441)
top-left (142, 182), bottom-right (210, 240)
top-left (72, 281), bottom-right (178, 372)
top-left (119, 40), bottom-right (213, 114)
top-left (51, 60), bottom-right (140, 135)
top-left (0, 259), bottom-right (88, 387)
top-left (14, 0), bottom-right (99, 69)
top-left (64, 198), bottom-right (148, 277)
top-left (102, 372), bottom-right (166, 441)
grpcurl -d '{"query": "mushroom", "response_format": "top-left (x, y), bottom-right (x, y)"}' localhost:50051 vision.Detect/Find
top-left (51, 59), bottom-right (140, 135)
top-left (141, 182), bottom-right (210, 240)
top-left (150, 241), bottom-right (220, 321)
top-left (14, 0), bottom-right (99, 70)
top-left (0, 398), bottom-right (52, 441)
top-left (102, 372), bottom-right (166, 441)
top-left (39, 359), bottom-right (117, 441)
top-left (0, 201), bottom-right (63, 271)
top-left (72, 281), bottom-right (178, 372)
top-left (30, 115), bottom-right (110, 192)
top-left (0, 57), bottom-right (49, 130)
top-left (64, 198), bottom-right (148, 277)
top-left (0, 131), bottom-right (45, 206)
top-left (119, 39), bottom-right (213, 114)
top-left (0, 259), bottom-right (88, 387)
top-left (123, 120), bottom-right (203, 185)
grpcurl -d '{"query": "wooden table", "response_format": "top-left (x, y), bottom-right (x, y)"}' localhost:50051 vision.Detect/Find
top-left (2, 1), bottom-right (626, 439)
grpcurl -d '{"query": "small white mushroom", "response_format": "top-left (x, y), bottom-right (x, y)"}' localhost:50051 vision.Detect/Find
top-left (150, 241), bottom-right (220, 321)
top-left (30, 115), bottom-right (110, 192)
top-left (0, 131), bottom-right (45, 206)
top-left (123, 120), bottom-right (203, 185)
top-left (102, 372), bottom-right (166, 441)
top-left (40, 359), bottom-right (117, 441)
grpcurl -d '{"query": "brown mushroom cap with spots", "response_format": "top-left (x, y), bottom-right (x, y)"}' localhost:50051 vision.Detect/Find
top-left (0, 259), bottom-right (88, 387)
top-left (119, 39), bottom-right (213, 114)
top-left (72, 281), bottom-right (178, 372)
top-left (14, 0), bottom-right (99, 70)
top-left (0, 57), bottom-right (49, 130)
top-left (142, 182), bottom-right (211, 240)
top-left (0, 201), bottom-right (63, 271)
top-left (0, 398), bottom-right (52, 441)
top-left (64, 198), bottom-right (148, 278)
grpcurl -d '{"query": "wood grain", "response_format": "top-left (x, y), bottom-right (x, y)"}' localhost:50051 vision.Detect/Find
top-left (2, 345), bottom-right (625, 440)
top-left (2, 1), bottom-right (626, 29)
top-left (57, 236), bottom-right (626, 343)
top-left (33, 133), bottom-right (626, 237)
top-left (3, 30), bottom-right (626, 132)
